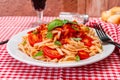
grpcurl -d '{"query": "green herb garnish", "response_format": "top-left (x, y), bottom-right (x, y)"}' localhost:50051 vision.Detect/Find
top-left (33, 50), bottom-right (43, 57)
top-left (32, 30), bottom-right (38, 34)
top-left (71, 26), bottom-right (79, 31)
top-left (22, 40), bottom-right (27, 46)
top-left (82, 26), bottom-right (90, 32)
top-left (84, 26), bottom-right (90, 31)
top-left (47, 19), bottom-right (64, 31)
top-left (62, 19), bottom-right (69, 24)
top-left (54, 40), bottom-right (62, 46)
top-left (86, 27), bottom-right (90, 31)
top-left (72, 38), bottom-right (82, 42)
top-left (46, 32), bottom-right (53, 39)
top-left (62, 19), bottom-right (78, 25)
top-left (47, 19), bottom-right (79, 31)
top-left (100, 45), bottom-right (103, 49)
top-left (71, 21), bottom-right (78, 24)
top-left (76, 55), bottom-right (80, 61)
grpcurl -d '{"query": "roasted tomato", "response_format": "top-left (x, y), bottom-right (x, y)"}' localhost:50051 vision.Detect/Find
top-left (37, 24), bottom-right (47, 31)
top-left (27, 24), bottom-right (46, 46)
top-left (28, 32), bottom-right (42, 46)
top-left (78, 50), bottom-right (90, 60)
top-left (62, 23), bottom-right (78, 37)
top-left (43, 46), bottom-right (63, 59)
top-left (81, 35), bottom-right (93, 47)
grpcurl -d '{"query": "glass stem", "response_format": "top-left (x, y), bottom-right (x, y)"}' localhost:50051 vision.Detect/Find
top-left (37, 10), bottom-right (43, 23)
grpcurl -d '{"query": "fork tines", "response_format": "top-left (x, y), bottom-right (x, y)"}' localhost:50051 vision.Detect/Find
top-left (94, 24), bottom-right (120, 48)
top-left (94, 24), bottom-right (111, 41)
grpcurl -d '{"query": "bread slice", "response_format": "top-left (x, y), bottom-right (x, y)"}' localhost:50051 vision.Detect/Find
top-left (107, 15), bottom-right (120, 24)
top-left (101, 7), bottom-right (120, 24)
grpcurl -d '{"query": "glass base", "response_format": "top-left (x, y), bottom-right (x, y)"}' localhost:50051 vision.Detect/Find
top-left (30, 21), bottom-right (47, 28)
top-left (30, 11), bottom-right (47, 28)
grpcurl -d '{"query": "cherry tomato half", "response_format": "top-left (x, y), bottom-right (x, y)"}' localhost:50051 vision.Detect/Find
top-left (28, 33), bottom-right (42, 46)
top-left (78, 50), bottom-right (90, 60)
top-left (43, 46), bottom-right (63, 59)
top-left (81, 35), bottom-right (93, 47)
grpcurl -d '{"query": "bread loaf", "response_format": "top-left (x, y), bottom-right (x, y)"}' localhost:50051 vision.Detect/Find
top-left (101, 7), bottom-right (120, 24)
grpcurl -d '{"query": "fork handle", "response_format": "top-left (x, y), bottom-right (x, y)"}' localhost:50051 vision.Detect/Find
top-left (0, 40), bottom-right (9, 45)
top-left (108, 41), bottom-right (120, 48)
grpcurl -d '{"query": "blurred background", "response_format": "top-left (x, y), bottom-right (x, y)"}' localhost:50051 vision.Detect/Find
top-left (0, 0), bottom-right (120, 17)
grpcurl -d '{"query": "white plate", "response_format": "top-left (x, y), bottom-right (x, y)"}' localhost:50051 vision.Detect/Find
top-left (7, 28), bottom-right (115, 67)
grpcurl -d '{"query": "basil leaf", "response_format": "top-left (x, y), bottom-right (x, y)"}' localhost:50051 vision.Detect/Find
top-left (83, 26), bottom-right (90, 31)
top-left (47, 19), bottom-right (78, 31)
top-left (76, 55), bottom-right (80, 61)
top-left (54, 40), bottom-right (62, 46)
top-left (47, 19), bottom-right (64, 31)
top-left (33, 50), bottom-right (43, 57)
top-left (46, 32), bottom-right (53, 39)
top-left (71, 26), bottom-right (79, 31)
top-left (62, 19), bottom-right (78, 25)
top-left (70, 21), bottom-right (78, 24)
top-left (62, 19), bottom-right (69, 24)
top-left (72, 38), bottom-right (82, 42)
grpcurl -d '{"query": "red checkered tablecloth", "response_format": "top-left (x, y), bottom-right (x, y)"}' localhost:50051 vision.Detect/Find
top-left (0, 16), bottom-right (120, 80)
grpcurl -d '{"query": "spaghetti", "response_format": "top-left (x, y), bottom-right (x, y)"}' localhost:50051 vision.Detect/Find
top-left (18, 19), bottom-right (102, 63)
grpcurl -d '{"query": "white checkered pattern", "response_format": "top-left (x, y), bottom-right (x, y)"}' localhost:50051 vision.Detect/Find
top-left (0, 17), bottom-right (120, 80)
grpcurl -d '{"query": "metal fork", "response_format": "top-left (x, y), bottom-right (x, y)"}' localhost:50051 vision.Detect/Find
top-left (0, 39), bottom-right (9, 45)
top-left (94, 24), bottom-right (120, 48)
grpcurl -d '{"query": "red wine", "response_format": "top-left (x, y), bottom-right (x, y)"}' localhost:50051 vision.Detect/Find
top-left (31, 0), bottom-right (46, 11)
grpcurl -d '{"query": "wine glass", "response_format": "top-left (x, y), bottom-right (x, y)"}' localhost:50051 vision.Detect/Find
top-left (31, 0), bottom-right (46, 27)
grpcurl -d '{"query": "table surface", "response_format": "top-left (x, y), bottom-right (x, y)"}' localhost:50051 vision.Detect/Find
top-left (0, 16), bottom-right (120, 80)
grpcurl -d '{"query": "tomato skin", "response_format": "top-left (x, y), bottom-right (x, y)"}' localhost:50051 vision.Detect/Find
top-left (28, 34), bottom-right (34, 46)
top-left (78, 50), bottom-right (90, 60)
top-left (81, 35), bottom-right (93, 47)
top-left (61, 24), bottom-right (77, 37)
top-left (43, 46), bottom-right (63, 59)
top-left (27, 31), bottom-right (33, 34)
top-left (28, 33), bottom-right (42, 46)
top-left (59, 24), bottom-right (79, 44)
